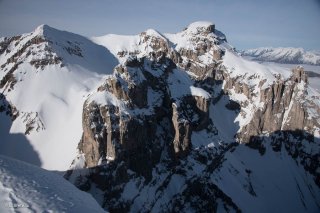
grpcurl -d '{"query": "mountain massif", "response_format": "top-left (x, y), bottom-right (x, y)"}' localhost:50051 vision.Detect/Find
top-left (0, 22), bottom-right (319, 212)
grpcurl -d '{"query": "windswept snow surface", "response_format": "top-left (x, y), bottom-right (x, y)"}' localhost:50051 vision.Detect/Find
top-left (213, 144), bottom-right (320, 213)
top-left (0, 155), bottom-right (105, 213)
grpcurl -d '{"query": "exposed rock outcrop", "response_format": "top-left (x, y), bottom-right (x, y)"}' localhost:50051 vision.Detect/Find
top-left (172, 102), bottom-right (192, 157)
top-left (238, 66), bottom-right (319, 143)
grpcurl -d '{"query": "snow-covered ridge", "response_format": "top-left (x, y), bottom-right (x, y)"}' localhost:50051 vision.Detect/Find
top-left (242, 47), bottom-right (320, 65)
top-left (92, 21), bottom-right (227, 62)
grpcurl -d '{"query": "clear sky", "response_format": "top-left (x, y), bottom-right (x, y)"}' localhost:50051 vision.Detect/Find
top-left (0, 0), bottom-right (319, 50)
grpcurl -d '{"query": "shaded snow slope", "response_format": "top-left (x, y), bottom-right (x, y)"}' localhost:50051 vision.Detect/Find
top-left (0, 112), bottom-right (41, 166)
top-left (213, 143), bottom-right (320, 213)
top-left (0, 155), bottom-right (105, 213)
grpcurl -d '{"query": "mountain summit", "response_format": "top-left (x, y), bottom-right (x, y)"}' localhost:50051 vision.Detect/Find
top-left (1, 22), bottom-right (319, 212)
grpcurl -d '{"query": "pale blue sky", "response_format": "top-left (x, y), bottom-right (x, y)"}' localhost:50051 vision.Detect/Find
top-left (0, 0), bottom-right (319, 50)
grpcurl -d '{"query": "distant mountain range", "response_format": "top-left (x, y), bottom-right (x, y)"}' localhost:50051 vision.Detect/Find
top-left (242, 47), bottom-right (320, 65)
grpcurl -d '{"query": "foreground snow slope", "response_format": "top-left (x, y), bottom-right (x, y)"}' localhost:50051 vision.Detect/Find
top-left (0, 155), bottom-right (105, 213)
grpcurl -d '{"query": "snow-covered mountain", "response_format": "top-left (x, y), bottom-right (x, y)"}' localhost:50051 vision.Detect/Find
top-left (242, 47), bottom-right (320, 65)
top-left (1, 22), bottom-right (319, 212)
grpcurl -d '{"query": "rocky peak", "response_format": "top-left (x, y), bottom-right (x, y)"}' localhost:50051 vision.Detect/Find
top-left (184, 21), bottom-right (215, 35)
top-left (291, 65), bottom-right (308, 83)
top-left (33, 24), bottom-right (51, 37)
top-left (140, 29), bottom-right (166, 40)
top-left (166, 22), bottom-right (227, 79)
top-left (139, 29), bottom-right (172, 60)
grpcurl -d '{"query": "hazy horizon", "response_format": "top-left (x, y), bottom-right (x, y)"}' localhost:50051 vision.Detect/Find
top-left (0, 0), bottom-right (319, 51)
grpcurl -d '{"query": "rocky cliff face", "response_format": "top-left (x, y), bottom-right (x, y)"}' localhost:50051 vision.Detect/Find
top-left (76, 54), bottom-right (213, 176)
top-left (238, 66), bottom-right (319, 141)
top-left (1, 22), bottom-right (319, 212)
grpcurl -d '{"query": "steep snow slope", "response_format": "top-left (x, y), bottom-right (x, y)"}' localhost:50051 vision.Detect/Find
top-left (0, 155), bottom-right (105, 213)
top-left (213, 143), bottom-right (320, 213)
top-left (0, 25), bottom-right (118, 170)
